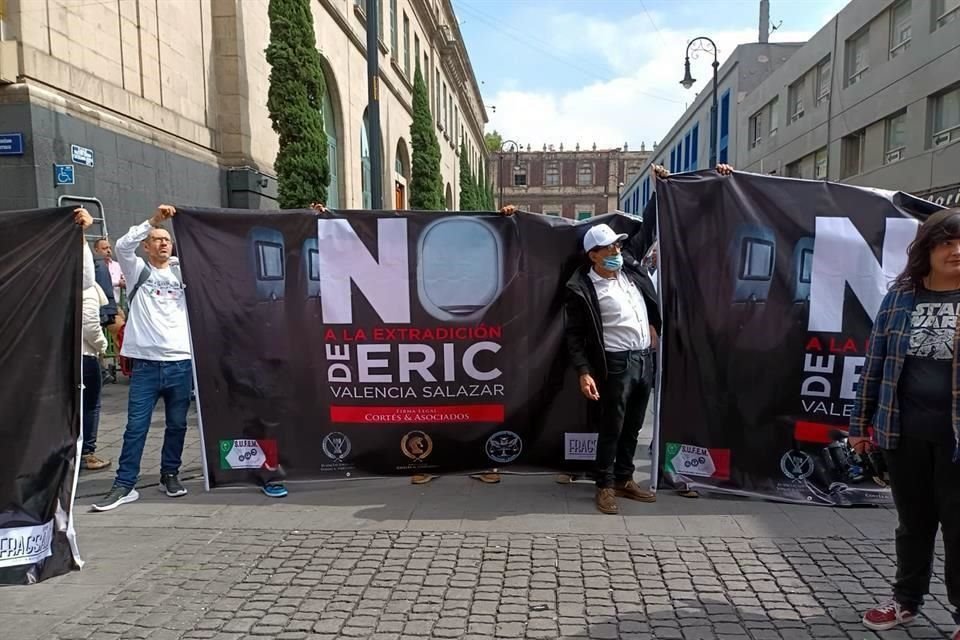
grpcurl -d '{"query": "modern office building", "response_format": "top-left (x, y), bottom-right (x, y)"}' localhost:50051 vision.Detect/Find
top-left (618, 35), bottom-right (803, 217)
top-left (492, 144), bottom-right (651, 219)
top-left (737, 0), bottom-right (960, 204)
top-left (0, 0), bottom-right (487, 234)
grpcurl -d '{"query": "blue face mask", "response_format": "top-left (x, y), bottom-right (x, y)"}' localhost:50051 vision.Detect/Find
top-left (602, 254), bottom-right (623, 271)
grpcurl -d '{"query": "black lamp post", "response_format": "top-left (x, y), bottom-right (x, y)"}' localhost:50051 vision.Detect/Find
top-left (680, 36), bottom-right (719, 169)
top-left (616, 181), bottom-right (624, 210)
top-left (497, 140), bottom-right (520, 209)
top-left (365, 0), bottom-right (383, 208)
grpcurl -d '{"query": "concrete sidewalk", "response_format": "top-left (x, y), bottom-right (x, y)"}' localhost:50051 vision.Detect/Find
top-left (2, 383), bottom-right (955, 640)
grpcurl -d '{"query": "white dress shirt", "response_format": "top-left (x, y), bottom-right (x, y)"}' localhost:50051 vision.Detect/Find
top-left (588, 268), bottom-right (651, 352)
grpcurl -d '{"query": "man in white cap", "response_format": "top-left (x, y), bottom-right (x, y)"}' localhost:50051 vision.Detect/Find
top-left (564, 222), bottom-right (662, 514)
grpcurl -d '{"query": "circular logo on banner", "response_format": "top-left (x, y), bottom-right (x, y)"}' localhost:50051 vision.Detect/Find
top-left (780, 450), bottom-right (815, 480)
top-left (401, 431), bottom-right (433, 461)
top-left (485, 431), bottom-right (522, 464)
top-left (322, 432), bottom-right (352, 461)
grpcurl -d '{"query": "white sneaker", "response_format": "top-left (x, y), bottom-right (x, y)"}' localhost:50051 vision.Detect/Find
top-left (91, 485), bottom-right (139, 512)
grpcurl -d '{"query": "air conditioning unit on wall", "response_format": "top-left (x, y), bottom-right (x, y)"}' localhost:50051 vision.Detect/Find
top-left (440, 25), bottom-right (456, 46)
top-left (933, 130), bottom-right (954, 147)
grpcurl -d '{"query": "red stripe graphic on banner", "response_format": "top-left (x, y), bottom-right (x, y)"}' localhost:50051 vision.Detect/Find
top-left (794, 421), bottom-right (874, 444)
top-left (330, 404), bottom-right (505, 424)
top-left (794, 421), bottom-right (836, 444)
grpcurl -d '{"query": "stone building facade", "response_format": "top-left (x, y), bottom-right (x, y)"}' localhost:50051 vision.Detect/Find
top-left (491, 146), bottom-right (651, 220)
top-left (0, 0), bottom-right (487, 234)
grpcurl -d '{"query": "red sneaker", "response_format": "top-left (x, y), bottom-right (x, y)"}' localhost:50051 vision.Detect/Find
top-left (862, 601), bottom-right (917, 631)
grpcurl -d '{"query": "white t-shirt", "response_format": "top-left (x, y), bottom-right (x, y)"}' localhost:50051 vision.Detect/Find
top-left (588, 268), bottom-right (651, 352)
top-left (115, 221), bottom-right (192, 361)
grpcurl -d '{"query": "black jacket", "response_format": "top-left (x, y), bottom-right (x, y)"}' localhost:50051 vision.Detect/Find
top-left (563, 249), bottom-right (662, 381)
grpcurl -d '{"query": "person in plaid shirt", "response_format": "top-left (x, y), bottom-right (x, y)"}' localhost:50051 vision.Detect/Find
top-left (850, 207), bottom-right (960, 638)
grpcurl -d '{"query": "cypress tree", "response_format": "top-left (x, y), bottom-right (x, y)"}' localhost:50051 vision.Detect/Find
top-left (470, 167), bottom-right (481, 211)
top-left (458, 141), bottom-right (476, 210)
top-left (476, 163), bottom-right (485, 209)
top-left (410, 64), bottom-right (443, 210)
top-left (478, 163), bottom-right (491, 209)
top-left (266, 0), bottom-right (329, 209)
top-left (487, 160), bottom-right (496, 209)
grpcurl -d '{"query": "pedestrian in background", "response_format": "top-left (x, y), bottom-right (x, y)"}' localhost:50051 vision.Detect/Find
top-left (93, 237), bottom-right (126, 310)
top-left (93, 237), bottom-right (126, 342)
top-left (850, 208), bottom-right (960, 639)
top-left (75, 208), bottom-right (112, 471)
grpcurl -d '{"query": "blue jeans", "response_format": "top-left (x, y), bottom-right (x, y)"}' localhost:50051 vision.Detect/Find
top-left (115, 359), bottom-right (193, 488)
top-left (81, 355), bottom-right (102, 455)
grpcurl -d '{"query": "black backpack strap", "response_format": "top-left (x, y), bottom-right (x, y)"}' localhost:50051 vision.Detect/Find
top-left (170, 264), bottom-right (183, 288)
top-left (127, 264), bottom-right (153, 306)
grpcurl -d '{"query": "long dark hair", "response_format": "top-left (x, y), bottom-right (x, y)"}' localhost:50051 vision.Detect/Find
top-left (892, 207), bottom-right (960, 290)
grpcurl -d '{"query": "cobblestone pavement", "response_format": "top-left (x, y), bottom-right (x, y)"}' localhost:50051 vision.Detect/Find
top-left (8, 374), bottom-right (954, 640)
top-left (32, 529), bottom-right (957, 640)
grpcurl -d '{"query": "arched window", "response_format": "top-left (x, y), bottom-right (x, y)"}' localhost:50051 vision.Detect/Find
top-left (321, 82), bottom-right (340, 208)
top-left (395, 139), bottom-right (411, 210)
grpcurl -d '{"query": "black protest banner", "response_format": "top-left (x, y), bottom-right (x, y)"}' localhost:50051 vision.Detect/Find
top-left (173, 209), bottom-right (645, 486)
top-left (0, 207), bottom-right (83, 584)
top-left (655, 171), bottom-right (937, 506)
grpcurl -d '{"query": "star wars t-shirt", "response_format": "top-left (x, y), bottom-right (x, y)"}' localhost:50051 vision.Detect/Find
top-left (898, 288), bottom-right (959, 444)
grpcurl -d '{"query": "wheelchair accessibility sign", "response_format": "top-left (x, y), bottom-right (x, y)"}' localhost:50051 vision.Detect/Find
top-left (54, 164), bottom-right (75, 186)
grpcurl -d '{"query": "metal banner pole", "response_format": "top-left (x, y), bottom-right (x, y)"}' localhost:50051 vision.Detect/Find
top-left (650, 193), bottom-right (663, 493)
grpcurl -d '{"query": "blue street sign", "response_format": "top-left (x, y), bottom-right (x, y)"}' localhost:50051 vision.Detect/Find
top-left (71, 144), bottom-right (94, 167)
top-left (0, 133), bottom-right (24, 155)
top-left (54, 164), bottom-right (75, 186)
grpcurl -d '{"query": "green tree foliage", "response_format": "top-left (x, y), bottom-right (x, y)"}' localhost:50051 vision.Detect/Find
top-left (471, 165), bottom-right (482, 211)
top-left (458, 141), bottom-right (478, 211)
top-left (266, 0), bottom-right (329, 209)
top-left (484, 130), bottom-right (503, 153)
top-left (409, 64), bottom-right (443, 210)
top-left (478, 162), bottom-right (493, 209)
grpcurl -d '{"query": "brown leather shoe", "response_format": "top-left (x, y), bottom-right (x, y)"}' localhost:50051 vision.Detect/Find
top-left (614, 479), bottom-right (656, 503)
top-left (595, 487), bottom-right (619, 514)
top-left (81, 453), bottom-right (111, 471)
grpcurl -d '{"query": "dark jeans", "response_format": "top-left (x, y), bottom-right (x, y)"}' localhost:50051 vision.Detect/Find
top-left (81, 355), bottom-right (102, 455)
top-left (594, 349), bottom-right (652, 488)
top-left (115, 359), bottom-right (193, 488)
top-left (884, 434), bottom-right (960, 621)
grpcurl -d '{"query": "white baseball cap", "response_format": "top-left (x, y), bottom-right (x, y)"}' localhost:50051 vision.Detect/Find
top-left (582, 223), bottom-right (629, 253)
